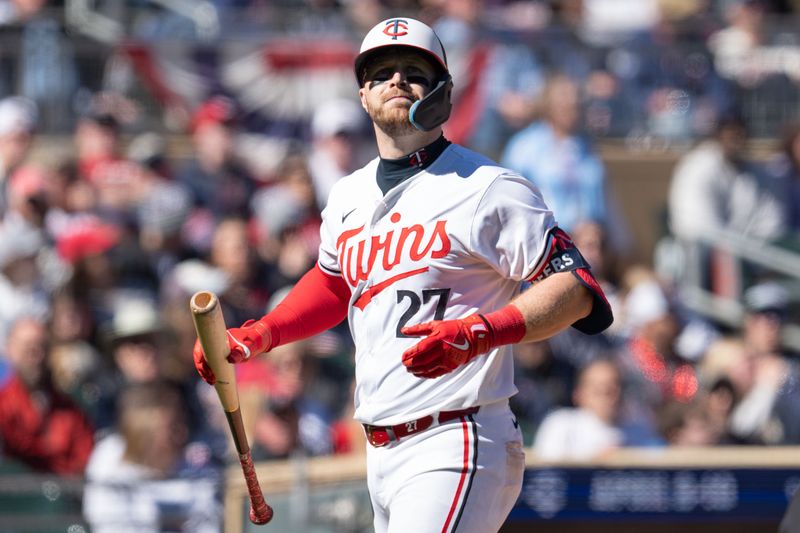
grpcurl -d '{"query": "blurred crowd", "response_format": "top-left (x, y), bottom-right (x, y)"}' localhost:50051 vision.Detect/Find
top-left (0, 0), bottom-right (799, 531)
top-left (3, 0), bottom-right (800, 141)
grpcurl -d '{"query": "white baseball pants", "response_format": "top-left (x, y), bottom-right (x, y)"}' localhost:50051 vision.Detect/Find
top-left (366, 399), bottom-right (525, 533)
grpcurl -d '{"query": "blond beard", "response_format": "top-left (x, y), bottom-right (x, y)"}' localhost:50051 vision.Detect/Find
top-left (366, 99), bottom-right (416, 136)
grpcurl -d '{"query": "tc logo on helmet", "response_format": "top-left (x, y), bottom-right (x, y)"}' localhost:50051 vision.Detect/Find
top-left (383, 19), bottom-right (409, 40)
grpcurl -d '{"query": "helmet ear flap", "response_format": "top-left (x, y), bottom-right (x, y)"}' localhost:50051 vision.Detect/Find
top-left (409, 75), bottom-right (453, 132)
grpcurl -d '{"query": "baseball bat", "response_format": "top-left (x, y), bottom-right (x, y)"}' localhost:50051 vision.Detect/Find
top-left (190, 291), bottom-right (273, 525)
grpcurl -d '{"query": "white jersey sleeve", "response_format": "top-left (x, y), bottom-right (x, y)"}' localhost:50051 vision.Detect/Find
top-left (470, 173), bottom-right (556, 281)
top-left (318, 201), bottom-right (342, 277)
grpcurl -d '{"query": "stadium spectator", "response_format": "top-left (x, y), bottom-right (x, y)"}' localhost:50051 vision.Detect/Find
top-left (47, 289), bottom-right (103, 410)
top-left (533, 358), bottom-right (654, 461)
top-left (127, 132), bottom-right (193, 279)
top-left (75, 110), bottom-right (121, 182)
top-left (0, 166), bottom-right (53, 344)
top-left (58, 215), bottom-right (160, 313)
top-left (708, 0), bottom-right (772, 83)
top-left (662, 325), bottom-right (746, 449)
top-left (49, 287), bottom-right (95, 345)
top-left (524, 223), bottom-right (626, 441)
top-left (0, 316), bottom-right (94, 474)
top-left (207, 217), bottom-right (270, 327)
top-left (42, 159), bottom-right (98, 236)
top-left (580, 0), bottom-right (661, 46)
top-left (669, 114), bottom-right (786, 241)
top-left (501, 73), bottom-right (609, 233)
top-left (73, 110), bottom-right (145, 220)
top-left (90, 297), bottom-right (171, 431)
top-left (697, 337), bottom-right (748, 442)
top-left (342, 0), bottom-right (383, 35)
top-left (308, 98), bottom-right (368, 210)
top-left (705, 376), bottom-right (741, 443)
top-left (251, 154), bottom-right (321, 267)
top-left (83, 381), bottom-right (222, 532)
top-left (781, 123), bottom-right (800, 234)
top-left (657, 397), bottom-right (724, 446)
top-left (616, 276), bottom-right (700, 424)
top-left (105, 298), bottom-right (165, 383)
top-left (668, 114), bottom-right (787, 296)
top-left (0, 96), bottom-right (37, 217)
top-left (3, 164), bottom-right (49, 233)
top-left (55, 218), bottom-right (123, 327)
top-left (177, 96), bottom-right (257, 237)
top-left (728, 281), bottom-right (800, 444)
top-left (0, 0), bottom-right (47, 25)
top-left (766, 121), bottom-right (800, 239)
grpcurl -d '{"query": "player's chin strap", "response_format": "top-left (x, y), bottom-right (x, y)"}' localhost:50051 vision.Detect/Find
top-left (409, 75), bottom-right (453, 132)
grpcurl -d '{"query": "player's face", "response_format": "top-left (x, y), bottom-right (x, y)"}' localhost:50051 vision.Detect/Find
top-left (359, 52), bottom-right (437, 136)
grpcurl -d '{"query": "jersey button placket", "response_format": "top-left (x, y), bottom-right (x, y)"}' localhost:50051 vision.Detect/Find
top-left (366, 201), bottom-right (388, 337)
top-left (370, 201), bottom-right (391, 306)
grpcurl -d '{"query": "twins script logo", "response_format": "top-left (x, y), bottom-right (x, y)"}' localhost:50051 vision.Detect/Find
top-left (382, 19), bottom-right (409, 40)
top-left (337, 212), bottom-right (450, 309)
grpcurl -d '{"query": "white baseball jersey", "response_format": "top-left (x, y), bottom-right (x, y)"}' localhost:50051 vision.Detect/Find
top-left (318, 144), bottom-right (556, 426)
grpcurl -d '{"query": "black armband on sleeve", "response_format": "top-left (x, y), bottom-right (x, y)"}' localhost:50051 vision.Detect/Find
top-left (527, 227), bottom-right (613, 335)
top-left (528, 246), bottom-right (590, 283)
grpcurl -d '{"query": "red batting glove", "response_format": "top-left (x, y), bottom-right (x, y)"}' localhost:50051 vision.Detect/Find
top-left (401, 305), bottom-right (527, 379)
top-left (401, 314), bottom-right (494, 379)
top-left (193, 319), bottom-right (273, 385)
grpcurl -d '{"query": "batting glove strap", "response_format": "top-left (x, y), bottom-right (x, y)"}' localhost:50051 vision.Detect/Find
top-left (227, 318), bottom-right (273, 363)
top-left (461, 313), bottom-right (494, 357)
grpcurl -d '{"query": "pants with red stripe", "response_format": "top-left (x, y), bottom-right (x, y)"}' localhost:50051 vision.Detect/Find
top-left (366, 399), bottom-right (525, 533)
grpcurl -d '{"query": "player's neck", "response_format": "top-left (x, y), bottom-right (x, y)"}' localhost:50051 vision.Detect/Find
top-left (374, 126), bottom-right (442, 159)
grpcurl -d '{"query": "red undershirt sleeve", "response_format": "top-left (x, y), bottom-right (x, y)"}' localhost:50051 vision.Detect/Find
top-left (260, 264), bottom-right (351, 348)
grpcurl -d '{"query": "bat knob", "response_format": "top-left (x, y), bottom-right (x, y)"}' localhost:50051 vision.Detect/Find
top-left (250, 504), bottom-right (273, 525)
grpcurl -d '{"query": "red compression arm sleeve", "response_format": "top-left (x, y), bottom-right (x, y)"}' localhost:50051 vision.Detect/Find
top-left (260, 264), bottom-right (350, 348)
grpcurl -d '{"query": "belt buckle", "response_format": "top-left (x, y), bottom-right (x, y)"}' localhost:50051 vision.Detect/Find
top-left (365, 425), bottom-right (391, 447)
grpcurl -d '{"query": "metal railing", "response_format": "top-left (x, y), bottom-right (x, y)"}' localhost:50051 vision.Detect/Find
top-left (661, 227), bottom-right (800, 351)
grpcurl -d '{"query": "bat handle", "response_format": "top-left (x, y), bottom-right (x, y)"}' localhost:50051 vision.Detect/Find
top-left (224, 409), bottom-right (273, 525)
top-left (240, 451), bottom-right (274, 524)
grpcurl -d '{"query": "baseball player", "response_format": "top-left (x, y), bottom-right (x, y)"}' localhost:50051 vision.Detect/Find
top-left (194, 17), bottom-right (613, 532)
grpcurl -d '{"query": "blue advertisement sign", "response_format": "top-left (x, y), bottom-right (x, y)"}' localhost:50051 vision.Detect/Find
top-left (510, 467), bottom-right (800, 522)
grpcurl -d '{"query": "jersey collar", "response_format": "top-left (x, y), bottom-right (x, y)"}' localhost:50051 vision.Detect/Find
top-left (376, 135), bottom-right (451, 195)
